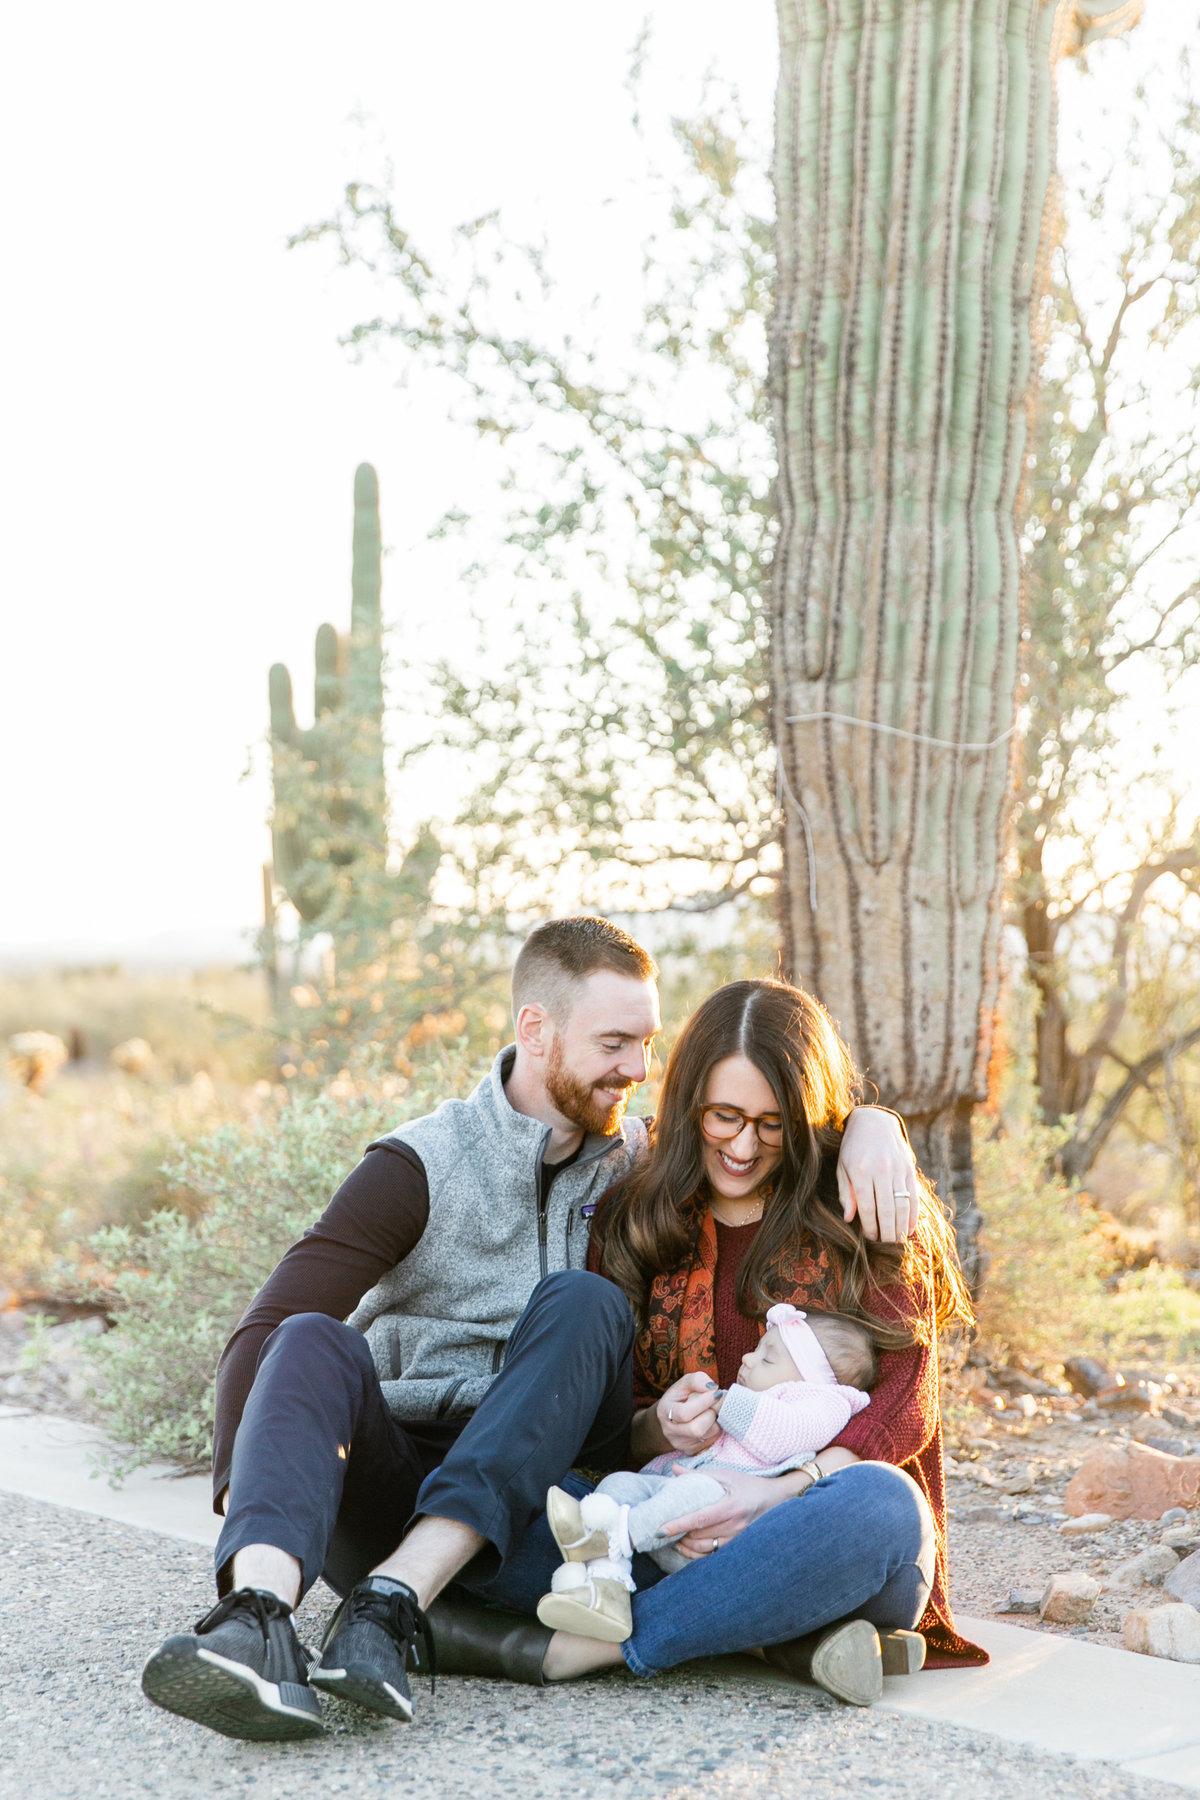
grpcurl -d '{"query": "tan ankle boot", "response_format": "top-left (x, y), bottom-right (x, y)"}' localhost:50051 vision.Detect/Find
top-left (764, 1621), bottom-right (926, 1706)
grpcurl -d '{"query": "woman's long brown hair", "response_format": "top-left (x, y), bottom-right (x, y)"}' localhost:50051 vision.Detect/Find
top-left (593, 979), bottom-right (973, 1351)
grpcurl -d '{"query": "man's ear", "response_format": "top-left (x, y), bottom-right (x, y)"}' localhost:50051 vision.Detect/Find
top-left (515, 1002), bottom-right (552, 1060)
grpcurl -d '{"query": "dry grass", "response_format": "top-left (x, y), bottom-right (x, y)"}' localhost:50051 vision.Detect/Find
top-left (0, 966), bottom-right (278, 1300)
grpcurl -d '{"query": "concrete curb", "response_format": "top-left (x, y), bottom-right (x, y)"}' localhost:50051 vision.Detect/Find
top-left (4, 1406), bottom-right (1199, 1788)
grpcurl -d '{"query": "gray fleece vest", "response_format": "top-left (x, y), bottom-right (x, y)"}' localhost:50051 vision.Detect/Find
top-left (347, 1045), bottom-right (648, 1424)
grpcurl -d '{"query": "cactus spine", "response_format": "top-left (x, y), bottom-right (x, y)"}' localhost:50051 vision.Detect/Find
top-left (269, 463), bottom-right (387, 929)
top-left (770, 0), bottom-right (1138, 1278)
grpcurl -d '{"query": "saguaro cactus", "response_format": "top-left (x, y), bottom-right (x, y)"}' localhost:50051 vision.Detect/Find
top-left (770, 0), bottom-right (1138, 1280)
top-left (269, 463), bottom-right (388, 926)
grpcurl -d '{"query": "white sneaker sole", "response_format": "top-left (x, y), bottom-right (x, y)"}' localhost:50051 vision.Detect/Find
top-left (309, 1661), bottom-right (413, 1722)
top-left (141, 1638), bottom-right (324, 1740)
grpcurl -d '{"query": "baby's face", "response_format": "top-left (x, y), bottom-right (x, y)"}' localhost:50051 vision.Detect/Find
top-left (736, 1326), bottom-right (802, 1392)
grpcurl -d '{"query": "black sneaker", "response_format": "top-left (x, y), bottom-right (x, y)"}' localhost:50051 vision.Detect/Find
top-left (309, 1576), bottom-right (433, 1722)
top-left (141, 1588), bottom-right (324, 1741)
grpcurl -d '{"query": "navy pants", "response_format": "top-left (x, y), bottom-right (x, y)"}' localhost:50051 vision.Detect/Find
top-left (214, 1271), bottom-right (636, 1598)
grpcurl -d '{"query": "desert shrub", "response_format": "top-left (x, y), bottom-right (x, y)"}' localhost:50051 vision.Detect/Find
top-left (973, 1118), bottom-right (1112, 1365)
top-left (85, 1056), bottom-right (482, 1475)
top-left (1101, 1263), bottom-right (1200, 1365)
top-left (0, 1070), bottom-right (250, 1299)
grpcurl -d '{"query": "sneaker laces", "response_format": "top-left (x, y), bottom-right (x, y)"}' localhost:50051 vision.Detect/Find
top-left (343, 1582), bottom-right (437, 1694)
top-left (194, 1588), bottom-right (314, 1660)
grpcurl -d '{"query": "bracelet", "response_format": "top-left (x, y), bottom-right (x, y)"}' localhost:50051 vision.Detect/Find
top-left (796, 1459), bottom-right (823, 1491)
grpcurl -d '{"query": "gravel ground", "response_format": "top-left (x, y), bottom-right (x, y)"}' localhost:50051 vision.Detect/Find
top-left (1, 1492), bottom-right (1187, 1800)
top-left (943, 1398), bottom-right (1200, 1650)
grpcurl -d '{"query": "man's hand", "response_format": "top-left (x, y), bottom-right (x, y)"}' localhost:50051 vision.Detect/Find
top-left (837, 1106), bottom-right (919, 1242)
top-left (660, 1468), bottom-right (795, 1559)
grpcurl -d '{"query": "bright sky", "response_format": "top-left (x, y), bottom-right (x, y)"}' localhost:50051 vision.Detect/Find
top-left (1, 0), bottom-right (1195, 966)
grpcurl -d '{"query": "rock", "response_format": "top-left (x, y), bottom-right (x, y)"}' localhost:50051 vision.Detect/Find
top-left (1014, 1508), bottom-right (1047, 1525)
top-left (990, 1369), bottom-right (1053, 1397)
top-left (1040, 1573), bottom-right (1101, 1624)
top-left (1165, 1549), bottom-right (1200, 1607)
top-left (1124, 1604), bottom-right (1200, 1662)
top-left (963, 1503), bottom-right (1014, 1525)
top-left (110, 1037), bottom-right (154, 1077)
top-left (1163, 1408), bottom-right (1193, 1431)
top-left (1003, 1464), bottom-right (1036, 1494)
top-left (968, 1385), bottom-right (1005, 1413)
top-left (6, 1031), bottom-right (69, 1094)
top-left (1143, 1436), bottom-right (1191, 1458)
top-left (1096, 1381), bottom-right (1158, 1413)
top-left (1161, 1507), bottom-right (1190, 1526)
top-left (1163, 1533), bottom-right (1200, 1558)
top-left (1000, 1588), bottom-right (1042, 1615)
top-left (1059, 1512), bottom-right (1113, 1536)
top-left (1064, 1441), bottom-right (1200, 1520)
top-left (1063, 1356), bottom-right (1115, 1397)
top-left (1107, 1545), bottom-right (1181, 1589)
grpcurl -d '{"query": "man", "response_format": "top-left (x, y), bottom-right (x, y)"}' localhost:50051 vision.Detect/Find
top-left (142, 916), bottom-right (918, 1740)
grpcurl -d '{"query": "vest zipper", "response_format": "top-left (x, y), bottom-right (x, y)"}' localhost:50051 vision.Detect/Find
top-left (537, 1197), bottom-right (549, 1280)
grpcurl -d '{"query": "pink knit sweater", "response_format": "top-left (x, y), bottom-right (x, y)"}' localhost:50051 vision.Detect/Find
top-left (643, 1376), bottom-right (870, 1479)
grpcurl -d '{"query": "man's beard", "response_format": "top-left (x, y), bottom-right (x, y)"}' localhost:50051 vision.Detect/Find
top-left (546, 1036), bottom-right (636, 1137)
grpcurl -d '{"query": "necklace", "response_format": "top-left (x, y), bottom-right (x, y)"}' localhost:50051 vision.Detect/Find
top-left (710, 1196), bottom-right (765, 1226)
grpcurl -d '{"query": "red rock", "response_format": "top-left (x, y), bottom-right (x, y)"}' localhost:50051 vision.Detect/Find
top-left (1064, 1441), bottom-right (1200, 1520)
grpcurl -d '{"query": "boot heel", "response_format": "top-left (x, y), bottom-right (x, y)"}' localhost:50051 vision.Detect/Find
top-left (879, 1628), bottom-right (926, 1677)
top-left (764, 1619), bottom-right (882, 1706)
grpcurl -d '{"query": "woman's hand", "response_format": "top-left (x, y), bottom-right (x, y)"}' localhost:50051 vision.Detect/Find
top-left (657, 1371), bottom-right (723, 1454)
top-left (633, 1372), bottom-right (723, 1462)
top-left (837, 1107), bottom-right (920, 1242)
top-left (658, 1467), bottom-right (799, 1559)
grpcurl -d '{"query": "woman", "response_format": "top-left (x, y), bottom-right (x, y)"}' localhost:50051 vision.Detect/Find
top-left (545, 976), bottom-right (981, 1699)
top-left (434, 978), bottom-right (983, 1701)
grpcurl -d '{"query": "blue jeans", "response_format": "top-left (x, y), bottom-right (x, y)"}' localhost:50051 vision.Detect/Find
top-left (471, 1459), bottom-right (935, 1678)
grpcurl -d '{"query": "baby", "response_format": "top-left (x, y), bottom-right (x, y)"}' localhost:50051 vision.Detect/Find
top-left (537, 1304), bottom-right (877, 1643)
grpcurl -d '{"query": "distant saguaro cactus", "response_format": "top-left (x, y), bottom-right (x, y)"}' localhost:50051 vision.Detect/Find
top-left (770, 0), bottom-right (1139, 1281)
top-left (269, 463), bottom-right (388, 926)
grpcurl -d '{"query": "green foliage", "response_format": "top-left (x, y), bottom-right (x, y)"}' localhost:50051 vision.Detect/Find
top-left (84, 1064), bottom-right (481, 1476)
top-left (973, 1119), bottom-right (1110, 1363)
top-left (268, 462), bottom-right (390, 933)
top-left (1102, 1263), bottom-right (1200, 1364)
top-left (293, 92), bottom-right (779, 919)
top-left (974, 1112), bottom-right (1200, 1368)
top-left (1016, 64), bottom-right (1200, 1177)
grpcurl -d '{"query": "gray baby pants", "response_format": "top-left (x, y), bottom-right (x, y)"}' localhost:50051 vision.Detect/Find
top-left (596, 1468), bottom-right (726, 1574)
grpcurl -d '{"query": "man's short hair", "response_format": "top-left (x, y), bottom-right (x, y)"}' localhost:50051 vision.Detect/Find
top-left (511, 916), bottom-right (658, 1025)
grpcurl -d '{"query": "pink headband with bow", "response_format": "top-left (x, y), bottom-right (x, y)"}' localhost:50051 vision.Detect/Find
top-left (765, 1302), bottom-right (838, 1387)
